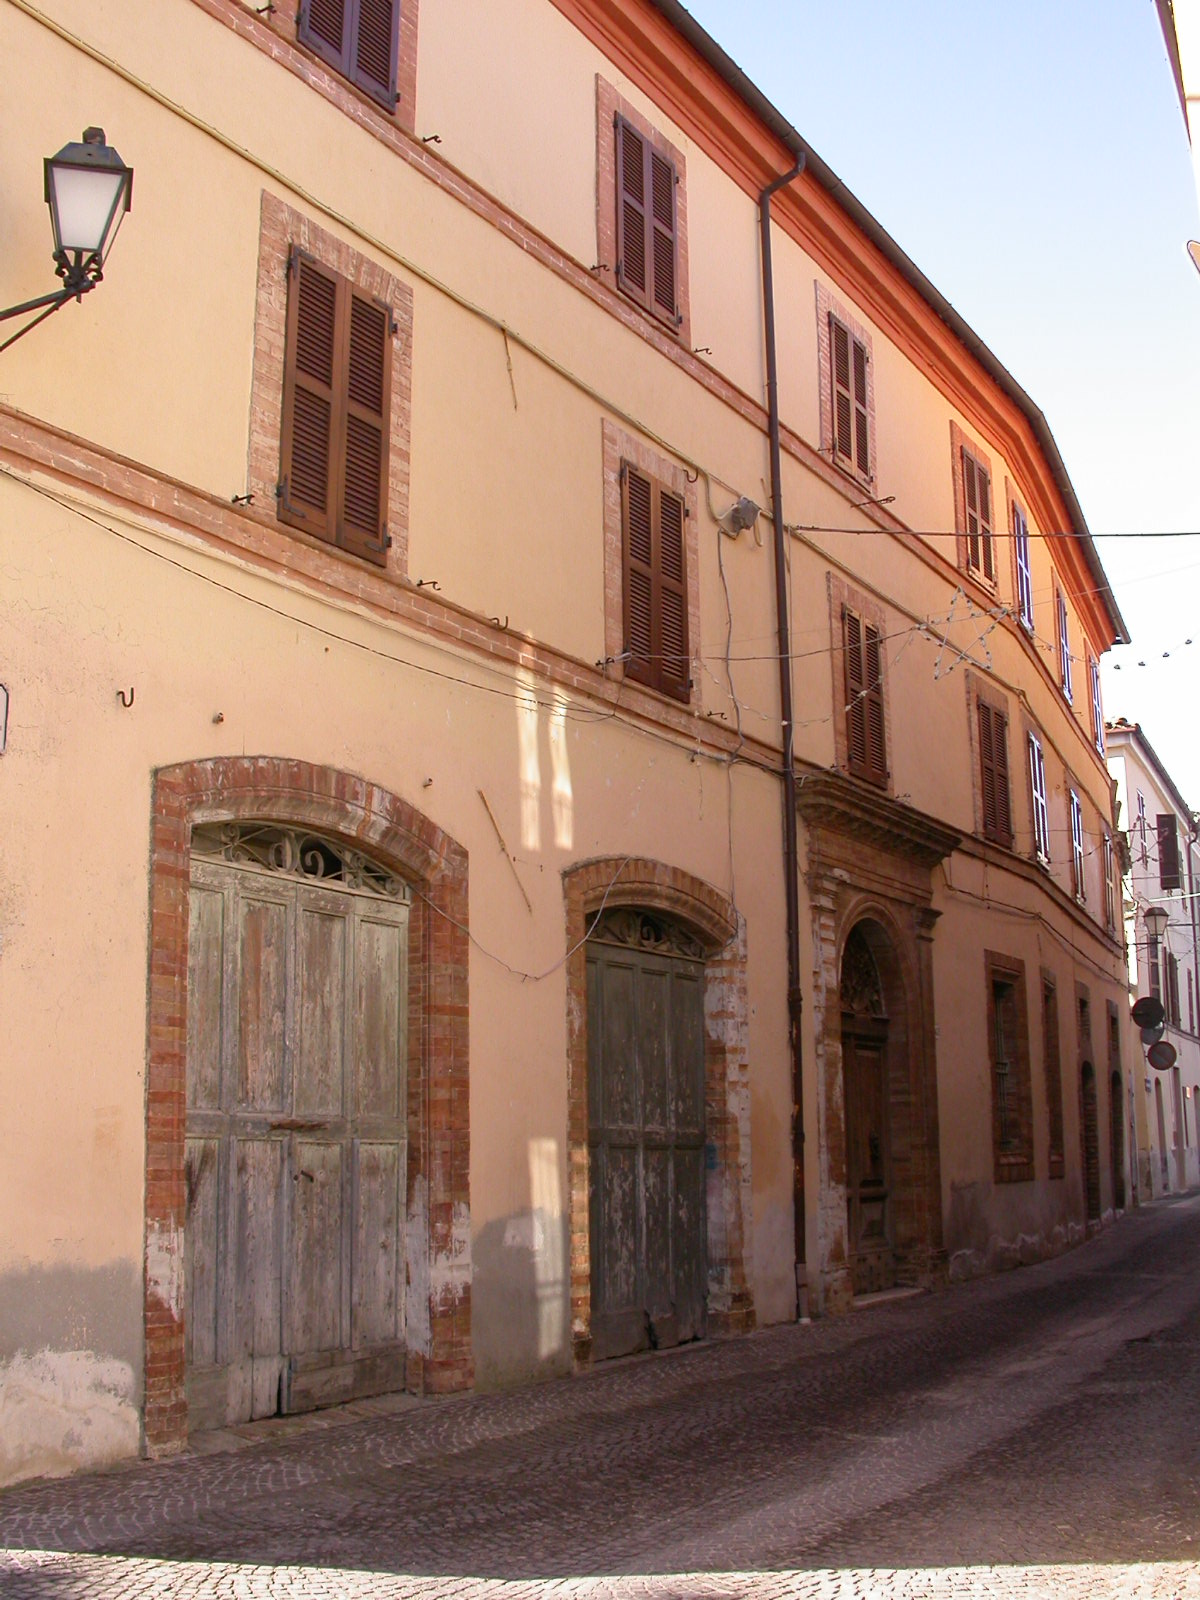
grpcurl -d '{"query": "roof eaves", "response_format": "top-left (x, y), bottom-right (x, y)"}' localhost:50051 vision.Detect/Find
top-left (647, 0), bottom-right (1131, 646)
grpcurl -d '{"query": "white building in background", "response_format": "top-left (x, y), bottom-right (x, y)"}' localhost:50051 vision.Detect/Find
top-left (1107, 719), bottom-right (1200, 1196)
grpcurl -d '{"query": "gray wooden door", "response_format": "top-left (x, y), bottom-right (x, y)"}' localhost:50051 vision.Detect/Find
top-left (843, 1024), bottom-right (894, 1294)
top-left (184, 825), bottom-right (409, 1431)
top-left (587, 911), bottom-right (706, 1361)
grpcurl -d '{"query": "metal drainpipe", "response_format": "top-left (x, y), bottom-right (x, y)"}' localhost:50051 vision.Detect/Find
top-left (759, 154), bottom-right (807, 1315)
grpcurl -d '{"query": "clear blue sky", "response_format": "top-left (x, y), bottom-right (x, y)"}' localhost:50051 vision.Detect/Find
top-left (682, 0), bottom-right (1200, 808)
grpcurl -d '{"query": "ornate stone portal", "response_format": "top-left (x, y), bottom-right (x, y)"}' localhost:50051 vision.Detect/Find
top-left (796, 771), bottom-right (959, 1313)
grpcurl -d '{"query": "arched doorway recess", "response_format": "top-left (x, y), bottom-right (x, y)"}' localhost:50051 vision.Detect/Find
top-left (563, 859), bottom-right (753, 1366)
top-left (143, 758), bottom-right (471, 1456)
top-left (840, 923), bottom-right (896, 1293)
top-left (798, 772), bottom-right (957, 1313)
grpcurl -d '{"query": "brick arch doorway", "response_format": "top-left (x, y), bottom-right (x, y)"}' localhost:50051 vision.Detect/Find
top-left (839, 918), bottom-right (914, 1295)
top-left (563, 859), bottom-right (754, 1367)
top-left (143, 758), bottom-right (471, 1456)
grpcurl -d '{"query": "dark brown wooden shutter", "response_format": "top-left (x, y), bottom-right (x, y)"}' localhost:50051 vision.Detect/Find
top-left (615, 116), bottom-right (678, 327)
top-left (852, 339), bottom-right (870, 475)
top-left (978, 700), bottom-right (1011, 845)
top-left (1158, 814), bottom-right (1181, 890)
top-left (299, 0), bottom-right (398, 109)
top-left (281, 252), bottom-right (339, 541)
top-left (616, 118), bottom-right (647, 301)
top-left (623, 465), bottom-right (654, 684)
top-left (863, 623), bottom-right (886, 782)
top-left (830, 318), bottom-right (869, 476)
top-left (340, 289), bottom-right (391, 560)
top-left (843, 607), bottom-right (867, 772)
top-left (622, 464), bottom-right (689, 702)
top-left (354, 0), bottom-right (397, 104)
top-left (658, 487), bottom-right (689, 698)
top-left (963, 449), bottom-right (994, 581)
top-left (280, 252), bottom-right (391, 567)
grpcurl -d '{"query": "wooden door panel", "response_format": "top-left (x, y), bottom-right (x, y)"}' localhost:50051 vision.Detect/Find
top-left (672, 1145), bottom-right (706, 1342)
top-left (296, 903), bottom-right (348, 1121)
top-left (232, 1134), bottom-right (286, 1418)
top-left (354, 912), bottom-right (406, 1120)
top-left (588, 939), bottom-right (706, 1360)
top-left (187, 885), bottom-right (225, 1112)
top-left (287, 1139), bottom-right (346, 1355)
top-left (642, 1144), bottom-right (673, 1321)
top-left (352, 1139), bottom-right (404, 1347)
top-left (184, 1136), bottom-right (221, 1368)
top-left (671, 968), bottom-right (705, 1135)
top-left (236, 893), bottom-right (290, 1113)
top-left (844, 1031), bottom-right (894, 1293)
top-left (638, 966), bottom-right (670, 1133)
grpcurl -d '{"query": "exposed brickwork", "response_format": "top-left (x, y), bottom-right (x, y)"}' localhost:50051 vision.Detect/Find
top-left (814, 281), bottom-right (877, 487)
top-left (248, 194), bottom-right (413, 580)
top-left (595, 76), bottom-right (691, 349)
top-left (599, 420), bottom-right (701, 704)
top-left (561, 859), bottom-right (753, 1365)
top-left (143, 758), bottom-right (471, 1456)
top-left (825, 571), bottom-right (891, 786)
top-left (985, 950), bottom-right (1034, 1184)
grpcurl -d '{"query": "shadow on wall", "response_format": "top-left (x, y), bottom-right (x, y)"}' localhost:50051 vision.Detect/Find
top-left (472, 1138), bottom-right (570, 1389)
top-left (944, 1180), bottom-right (1085, 1281)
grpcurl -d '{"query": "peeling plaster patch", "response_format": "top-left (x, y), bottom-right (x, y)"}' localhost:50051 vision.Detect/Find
top-left (0, 1350), bottom-right (138, 1487)
top-left (144, 1222), bottom-right (182, 1319)
top-left (432, 1202), bottom-right (473, 1312)
top-left (948, 1218), bottom-right (1091, 1283)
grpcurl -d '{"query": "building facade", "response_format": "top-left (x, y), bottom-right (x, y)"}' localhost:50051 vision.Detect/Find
top-left (0, 0), bottom-right (1130, 1485)
top-left (1107, 719), bottom-right (1200, 1197)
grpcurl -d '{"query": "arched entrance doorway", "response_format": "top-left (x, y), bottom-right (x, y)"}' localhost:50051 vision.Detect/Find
top-left (184, 821), bottom-right (411, 1429)
top-left (840, 923), bottom-right (895, 1294)
top-left (586, 907), bottom-right (706, 1359)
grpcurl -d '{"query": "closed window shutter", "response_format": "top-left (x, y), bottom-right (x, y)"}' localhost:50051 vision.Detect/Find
top-left (280, 251), bottom-right (391, 567)
top-left (649, 150), bottom-right (678, 322)
top-left (963, 450), bottom-right (994, 581)
top-left (615, 117), bottom-right (678, 327)
top-left (979, 701), bottom-right (1011, 845)
top-left (354, 0), bottom-right (398, 105)
top-left (1158, 814), bottom-right (1181, 890)
top-left (299, 0), bottom-right (398, 109)
top-left (622, 464), bottom-right (689, 702)
top-left (830, 317), bottom-right (870, 477)
top-left (864, 624), bottom-right (886, 782)
top-left (852, 339), bottom-right (870, 476)
top-left (616, 118), bottom-right (648, 301)
top-left (340, 289), bottom-right (392, 559)
top-left (622, 465), bottom-right (655, 685)
top-left (843, 607), bottom-right (867, 772)
top-left (657, 487), bottom-right (689, 697)
top-left (281, 252), bottom-right (339, 542)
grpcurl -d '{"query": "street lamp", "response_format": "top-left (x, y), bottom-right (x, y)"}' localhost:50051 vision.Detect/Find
top-left (1, 127), bottom-right (133, 354)
top-left (1145, 903), bottom-right (1170, 952)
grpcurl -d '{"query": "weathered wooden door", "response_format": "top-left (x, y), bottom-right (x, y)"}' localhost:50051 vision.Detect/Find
top-left (840, 925), bottom-right (893, 1295)
top-left (843, 1024), bottom-right (894, 1294)
top-left (587, 910), bottom-right (706, 1361)
top-left (184, 823), bottom-right (409, 1431)
top-left (1081, 1063), bottom-right (1101, 1220)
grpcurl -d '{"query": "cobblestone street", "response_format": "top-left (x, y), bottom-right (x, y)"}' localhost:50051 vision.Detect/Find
top-left (3, 1196), bottom-right (1200, 1599)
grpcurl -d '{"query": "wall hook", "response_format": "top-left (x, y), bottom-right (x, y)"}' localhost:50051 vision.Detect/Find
top-left (231, 492), bottom-right (254, 506)
top-left (117, 687), bottom-right (135, 708)
top-left (421, 133), bottom-right (442, 144)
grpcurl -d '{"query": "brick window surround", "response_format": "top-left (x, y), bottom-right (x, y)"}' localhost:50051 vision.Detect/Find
top-left (248, 193), bottom-right (413, 580)
top-left (562, 858), bottom-right (753, 1365)
top-left (985, 950), bottom-right (1034, 1183)
top-left (815, 282), bottom-right (877, 485)
top-left (259, 0), bottom-right (419, 134)
top-left (143, 757), bottom-right (471, 1455)
top-left (595, 76), bottom-right (691, 348)
top-left (601, 420), bottom-right (700, 701)
top-left (950, 421), bottom-right (996, 589)
top-left (828, 571), bottom-right (890, 787)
